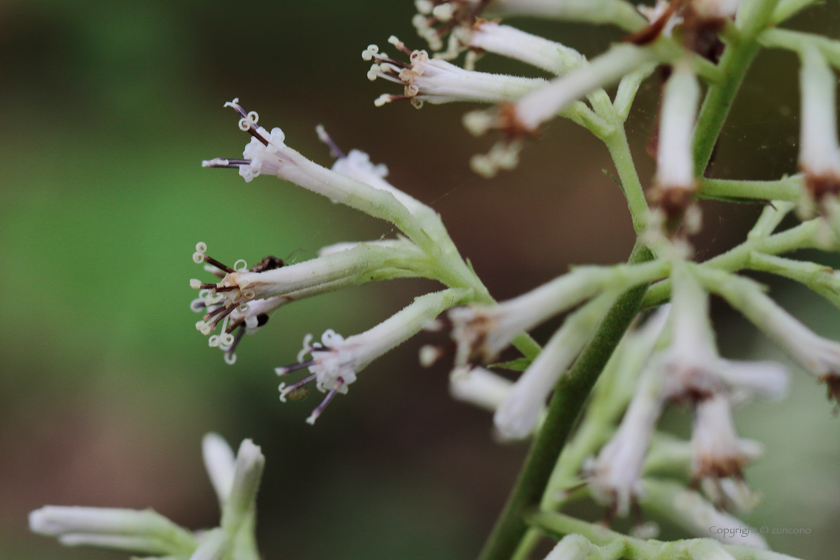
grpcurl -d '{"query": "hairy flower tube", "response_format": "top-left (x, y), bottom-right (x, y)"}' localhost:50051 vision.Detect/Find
top-left (276, 288), bottom-right (470, 424)
top-left (437, 20), bottom-right (584, 75)
top-left (364, 36), bottom-right (547, 108)
top-left (201, 99), bottom-right (431, 239)
top-left (30, 434), bottom-right (265, 560)
top-left (798, 44), bottom-right (840, 210)
top-left (512, 44), bottom-right (654, 132)
top-left (190, 240), bottom-right (433, 336)
top-left (650, 63), bottom-right (701, 226)
top-left (447, 261), bottom-right (669, 367)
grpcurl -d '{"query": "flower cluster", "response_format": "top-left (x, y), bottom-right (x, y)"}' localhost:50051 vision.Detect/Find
top-left (33, 1), bottom-right (840, 560)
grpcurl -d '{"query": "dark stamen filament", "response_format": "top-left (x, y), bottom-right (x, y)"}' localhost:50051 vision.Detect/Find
top-left (283, 373), bottom-right (318, 394)
top-left (203, 304), bottom-right (230, 322)
top-left (203, 256), bottom-right (235, 274)
top-left (205, 159), bottom-right (253, 169)
top-left (277, 360), bottom-right (316, 376)
top-left (225, 327), bottom-right (246, 359)
top-left (209, 304), bottom-right (236, 330)
top-left (308, 378), bottom-right (344, 423)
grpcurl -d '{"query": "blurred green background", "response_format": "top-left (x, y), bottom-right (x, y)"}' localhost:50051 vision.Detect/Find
top-left (0, 1), bottom-right (838, 559)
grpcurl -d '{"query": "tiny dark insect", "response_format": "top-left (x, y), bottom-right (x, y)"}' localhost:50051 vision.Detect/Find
top-left (249, 255), bottom-right (285, 273)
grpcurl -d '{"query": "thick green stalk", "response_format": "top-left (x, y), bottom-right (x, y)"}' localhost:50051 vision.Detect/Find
top-left (476, 242), bottom-right (654, 560)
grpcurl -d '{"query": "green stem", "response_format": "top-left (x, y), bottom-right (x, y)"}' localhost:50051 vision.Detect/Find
top-left (476, 242), bottom-right (654, 560)
top-left (694, 0), bottom-right (781, 174)
top-left (603, 123), bottom-right (650, 233)
top-left (699, 175), bottom-right (803, 202)
top-left (641, 218), bottom-right (825, 307)
top-left (760, 28), bottom-right (840, 68)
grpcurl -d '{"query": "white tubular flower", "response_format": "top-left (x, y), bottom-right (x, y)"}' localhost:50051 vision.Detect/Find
top-left (495, 291), bottom-right (618, 441)
top-left (29, 507), bottom-right (198, 555)
top-left (449, 366), bottom-right (514, 411)
top-left (486, 0), bottom-right (649, 31)
top-left (666, 487), bottom-right (768, 548)
top-left (202, 433), bottom-right (236, 506)
top-left (585, 362), bottom-right (665, 517)
top-left (654, 64), bottom-right (700, 207)
top-left (714, 359), bottom-right (789, 404)
top-left (662, 264), bottom-right (789, 405)
top-left (691, 394), bottom-right (763, 498)
top-left (513, 44), bottom-right (653, 132)
top-left (365, 36), bottom-right (547, 108)
top-left (703, 271), bottom-right (840, 405)
top-left (448, 262), bottom-right (668, 367)
top-left (276, 288), bottom-right (469, 424)
top-left (190, 242), bottom-right (429, 336)
top-left (202, 99), bottom-right (422, 231)
top-left (542, 534), bottom-right (595, 560)
top-left (798, 44), bottom-right (840, 205)
top-left (458, 21), bottom-right (584, 76)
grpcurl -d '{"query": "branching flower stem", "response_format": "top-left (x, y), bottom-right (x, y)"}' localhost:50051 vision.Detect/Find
top-left (641, 216), bottom-right (835, 308)
top-left (478, 2), bottom-right (783, 558)
top-left (699, 175), bottom-right (803, 202)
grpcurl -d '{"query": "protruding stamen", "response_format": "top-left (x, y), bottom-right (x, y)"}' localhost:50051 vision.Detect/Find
top-left (208, 304), bottom-right (236, 330)
top-left (225, 98), bottom-right (269, 146)
top-left (202, 256), bottom-right (235, 274)
top-left (275, 360), bottom-right (316, 377)
top-left (315, 125), bottom-right (347, 159)
top-left (224, 328), bottom-right (246, 365)
top-left (388, 36), bottom-right (413, 56)
top-left (306, 378), bottom-right (344, 425)
top-left (203, 304), bottom-right (231, 322)
top-left (202, 158), bottom-right (253, 168)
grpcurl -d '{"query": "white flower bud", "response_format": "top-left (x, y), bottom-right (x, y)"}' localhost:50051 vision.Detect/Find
top-left (29, 507), bottom-right (196, 555)
top-left (221, 440), bottom-right (265, 534)
top-left (655, 64), bottom-right (700, 194)
top-left (798, 44), bottom-right (840, 204)
top-left (202, 433), bottom-right (236, 506)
